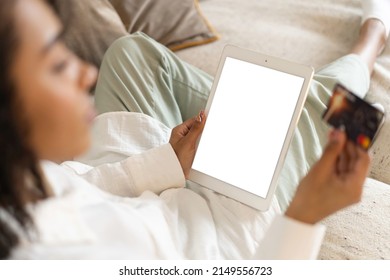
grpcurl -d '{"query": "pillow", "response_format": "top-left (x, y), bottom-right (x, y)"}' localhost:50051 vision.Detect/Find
top-left (48, 0), bottom-right (128, 68)
top-left (48, 0), bottom-right (219, 68)
top-left (108, 0), bottom-right (219, 51)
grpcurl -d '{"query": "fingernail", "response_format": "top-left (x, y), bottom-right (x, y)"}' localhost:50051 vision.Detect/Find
top-left (330, 129), bottom-right (341, 142)
top-left (196, 111), bottom-right (203, 123)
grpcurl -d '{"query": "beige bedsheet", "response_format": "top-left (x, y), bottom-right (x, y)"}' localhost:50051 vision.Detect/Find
top-left (177, 0), bottom-right (390, 259)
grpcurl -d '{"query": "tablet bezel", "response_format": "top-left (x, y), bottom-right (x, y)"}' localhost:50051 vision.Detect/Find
top-left (188, 45), bottom-right (314, 211)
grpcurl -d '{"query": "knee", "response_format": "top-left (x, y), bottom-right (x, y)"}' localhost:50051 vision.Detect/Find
top-left (101, 32), bottom-right (164, 70)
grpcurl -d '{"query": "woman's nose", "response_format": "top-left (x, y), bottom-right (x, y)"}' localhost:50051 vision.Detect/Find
top-left (80, 62), bottom-right (98, 92)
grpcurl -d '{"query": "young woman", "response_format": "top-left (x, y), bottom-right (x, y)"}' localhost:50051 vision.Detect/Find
top-left (0, 0), bottom-right (388, 259)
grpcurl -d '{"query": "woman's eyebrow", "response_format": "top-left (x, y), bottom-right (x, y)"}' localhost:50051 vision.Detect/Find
top-left (41, 28), bottom-right (66, 55)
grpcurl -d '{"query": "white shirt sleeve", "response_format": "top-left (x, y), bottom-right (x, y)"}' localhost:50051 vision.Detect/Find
top-left (60, 112), bottom-right (186, 197)
top-left (255, 215), bottom-right (326, 259)
top-left (62, 143), bottom-right (185, 197)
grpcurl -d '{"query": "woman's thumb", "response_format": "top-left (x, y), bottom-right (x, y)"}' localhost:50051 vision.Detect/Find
top-left (186, 111), bottom-right (206, 143)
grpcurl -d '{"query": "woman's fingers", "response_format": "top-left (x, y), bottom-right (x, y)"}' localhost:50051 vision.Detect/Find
top-left (352, 146), bottom-right (371, 175)
top-left (185, 111), bottom-right (206, 144)
top-left (337, 150), bottom-right (348, 174)
top-left (169, 112), bottom-right (203, 145)
top-left (337, 141), bottom-right (356, 174)
top-left (346, 141), bottom-right (358, 172)
top-left (319, 129), bottom-right (347, 171)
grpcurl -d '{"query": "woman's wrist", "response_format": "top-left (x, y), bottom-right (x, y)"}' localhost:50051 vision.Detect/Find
top-left (285, 200), bottom-right (320, 225)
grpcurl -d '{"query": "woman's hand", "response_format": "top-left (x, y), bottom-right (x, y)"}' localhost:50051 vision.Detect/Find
top-left (285, 129), bottom-right (371, 224)
top-left (169, 111), bottom-right (206, 178)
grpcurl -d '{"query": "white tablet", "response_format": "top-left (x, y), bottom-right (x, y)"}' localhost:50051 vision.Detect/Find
top-left (189, 45), bottom-right (314, 211)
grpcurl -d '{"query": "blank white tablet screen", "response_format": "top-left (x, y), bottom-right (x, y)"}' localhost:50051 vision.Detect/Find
top-left (192, 57), bottom-right (304, 198)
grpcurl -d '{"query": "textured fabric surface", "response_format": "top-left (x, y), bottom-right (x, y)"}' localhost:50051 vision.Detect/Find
top-left (48, 0), bottom-right (127, 68)
top-left (48, 0), bottom-right (218, 68)
top-left (176, 0), bottom-right (390, 260)
top-left (319, 178), bottom-right (390, 260)
top-left (108, 0), bottom-right (219, 51)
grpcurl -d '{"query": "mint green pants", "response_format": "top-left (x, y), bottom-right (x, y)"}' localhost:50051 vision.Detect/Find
top-left (95, 32), bottom-right (370, 211)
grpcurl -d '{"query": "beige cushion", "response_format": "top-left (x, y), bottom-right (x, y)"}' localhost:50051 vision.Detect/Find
top-left (109, 0), bottom-right (219, 51)
top-left (48, 0), bottom-right (219, 68)
top-left (48, 0), bottom-right (128, 68)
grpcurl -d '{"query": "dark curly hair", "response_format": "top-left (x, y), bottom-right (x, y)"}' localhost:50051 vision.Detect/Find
top-left (0, 0), bottom-right (48, 259)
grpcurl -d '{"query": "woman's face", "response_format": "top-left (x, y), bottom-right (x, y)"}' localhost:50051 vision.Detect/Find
top-left (11, 0), bottom-right (98, 162)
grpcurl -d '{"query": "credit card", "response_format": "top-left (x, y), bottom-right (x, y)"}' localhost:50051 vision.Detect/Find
top-left (322, 83), bottom-right (385, 150)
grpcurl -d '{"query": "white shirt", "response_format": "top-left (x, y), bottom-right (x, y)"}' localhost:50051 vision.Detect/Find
top-left (11, 112), bottom-right (325, 259)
